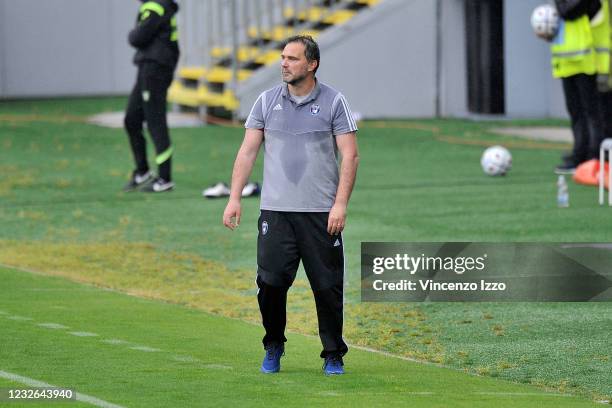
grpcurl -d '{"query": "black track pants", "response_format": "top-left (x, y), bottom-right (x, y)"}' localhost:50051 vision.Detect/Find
top-left (124, 61), bottom-right (174, 181)
top-left (562, 74), bottom-right (602, 161)
top-left (256, 210), bottom-right (348, 358)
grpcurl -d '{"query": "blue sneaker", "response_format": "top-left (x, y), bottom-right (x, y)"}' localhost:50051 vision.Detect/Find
top-left (323, 355), bottom-right (344, 375)
top-left (261, 344), bottom-right (284, 373)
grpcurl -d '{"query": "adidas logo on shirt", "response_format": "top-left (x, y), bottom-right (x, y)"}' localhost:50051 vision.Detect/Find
top-left (273, 104), bottom-right (283, 111)
top-left (334, 239), bottom-right (341, 247)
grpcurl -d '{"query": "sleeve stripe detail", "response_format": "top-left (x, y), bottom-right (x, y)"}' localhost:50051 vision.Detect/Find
top-left (339, 94), bottom-right (357, 131)
top-left (247, 93), bottom-right (264, 122)
top-left (331, 92), bottom-right (342, 120)
top-left (261, 92), bottom-right (268, 120)
top-left (331, 93), bottom-right (342, 121)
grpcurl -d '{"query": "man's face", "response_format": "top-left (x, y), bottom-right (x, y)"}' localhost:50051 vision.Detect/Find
top-left (281, 42), bottom-right (316, 85)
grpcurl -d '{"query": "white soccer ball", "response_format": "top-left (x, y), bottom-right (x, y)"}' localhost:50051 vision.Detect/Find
top-left (531, 4), bottom-right (559, 40)
top-left (481, 146), bottom-right (512, 176)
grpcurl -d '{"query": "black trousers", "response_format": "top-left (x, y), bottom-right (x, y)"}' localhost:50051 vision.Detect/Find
top-left (124, 61), bottom-right (174, 181)
top-left (256, 210), bottom-right (348, 358)
top-left (598, 88), bottom-right (612, 151)
top-left (562, 74), bottom-right (602, 162)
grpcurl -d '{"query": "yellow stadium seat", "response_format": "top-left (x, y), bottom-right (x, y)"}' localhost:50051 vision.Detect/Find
top-left (167, 81), bottom-right (200, 107)
top-left (178, 66), bottom-right (207, 81)
top-left (284, 7), bottom-right (328, 22)
top-left (205, 67), bottom-right (253, 83)
top-left (323, 10), bottom-right (356, 25)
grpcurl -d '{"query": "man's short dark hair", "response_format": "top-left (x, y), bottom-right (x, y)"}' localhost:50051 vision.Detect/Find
top-left (283, 35), bottom-right (320, 73)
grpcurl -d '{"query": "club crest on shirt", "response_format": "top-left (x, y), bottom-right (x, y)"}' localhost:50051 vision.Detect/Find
top-left (310, 104), bottom-right (320, 115)
top-left (262, 221), bottom-right (269, 235)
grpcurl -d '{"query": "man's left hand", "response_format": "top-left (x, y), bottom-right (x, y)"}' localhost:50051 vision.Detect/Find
top-left (327, 203), bottom-right (346, 235)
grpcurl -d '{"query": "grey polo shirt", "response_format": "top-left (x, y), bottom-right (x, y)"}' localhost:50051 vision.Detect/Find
top-left (245, 81), bottom-right (358, 212)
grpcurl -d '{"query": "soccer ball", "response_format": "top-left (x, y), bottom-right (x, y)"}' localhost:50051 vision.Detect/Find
top-left (531, 4), bottom-right (559, 40)
top-left (481, 146), bottom-right (512, 176)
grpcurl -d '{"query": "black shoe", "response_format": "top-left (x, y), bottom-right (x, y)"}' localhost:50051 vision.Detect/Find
top-left (123, 170), bottom-right (154, 192)
top-left (555, 161), bottom-right (577, 175)
top-left (562, 151), bottom-right (576, 162)
top-left (141, 177), bottom-right (175, 193)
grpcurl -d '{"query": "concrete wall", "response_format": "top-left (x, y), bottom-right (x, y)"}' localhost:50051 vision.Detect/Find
top-left (238, 0), bottom-right (446, 119)
top-left (504, 0), bottom-right (566, 118)
top-left (440, 0), bottom-right (468, 117)
top-left (0, 0), bottom-right (138, 98)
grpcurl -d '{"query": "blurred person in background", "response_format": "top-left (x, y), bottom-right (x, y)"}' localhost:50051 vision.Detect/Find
top-left (572, 0), bottom-right (612, 184)
top-left (587, 0), bottom-right (611, 152)
top-left (546, 0), bottom-right (603, 175)
top-left (123, 0), bottom-right (179, 193)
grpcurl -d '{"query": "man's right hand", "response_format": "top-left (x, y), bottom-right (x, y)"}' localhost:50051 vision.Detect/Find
top-left (223, 199), bottom-right (241, 230)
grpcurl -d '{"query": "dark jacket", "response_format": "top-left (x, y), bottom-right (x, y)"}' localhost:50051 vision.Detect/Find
top-left (555, 0), bottom-right (601, 21)
top-left (129, 0), bottom-right (180, 68)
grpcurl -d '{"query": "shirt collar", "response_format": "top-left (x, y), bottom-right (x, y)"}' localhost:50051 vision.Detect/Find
top-left (282, 79), bottom-right (321, 105)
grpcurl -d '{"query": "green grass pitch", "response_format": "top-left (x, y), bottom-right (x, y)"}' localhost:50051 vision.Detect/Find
top-left (0, 97), bottom-right (610, 406)
top-left (0, 266), bottom-right (601, 407)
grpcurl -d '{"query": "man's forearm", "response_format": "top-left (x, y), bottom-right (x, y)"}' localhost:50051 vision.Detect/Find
top-left (334, 154), bottom-right (359, 207)
top-left (129, 16), bottom-right (163, 48)
top-left (229, 151), bottom-right (257, 200)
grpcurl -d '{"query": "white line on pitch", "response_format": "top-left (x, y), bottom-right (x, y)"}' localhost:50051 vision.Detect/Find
top-left (37, 323), bottom-right (69, 330)
top-left (69, 332), bottom-right (99, 337)
top-left (171, 355), bottom-right (202, 363)
top-left (0, 370), bottom-right (126, 408)
top-left (170, 356), bottom-right (231, 369)
top-left (129, 346), bottom-right (161, 353)
top-left (6, 315), bottom-right (34, 321)
top-left (349, 343), bottom-right (428, 364)
top-left (319, 390), bottom-right (436, 397)
top-left (474, 392), bottom-right (571, 397)
top-left (319, 391), bottom-right (342, 397)
top-left (101, 339), bottom-right (131, 345)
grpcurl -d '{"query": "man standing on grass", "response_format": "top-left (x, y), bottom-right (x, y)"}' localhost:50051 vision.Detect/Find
top-left (222, 35), bottom-right (359, 376)
top-left (123, 0), bottom-right (179, 193)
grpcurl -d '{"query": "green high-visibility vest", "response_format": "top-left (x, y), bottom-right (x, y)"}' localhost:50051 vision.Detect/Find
top-left (591, 1), bottom-right (610, 74)
top-left (609, 0), bottom-right (612, 83)
top-left (551, 15), bottom-right (596, 78)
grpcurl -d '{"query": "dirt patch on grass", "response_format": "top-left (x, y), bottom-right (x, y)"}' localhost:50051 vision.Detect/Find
top-left (0, 166), bottom-right (36, 197)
